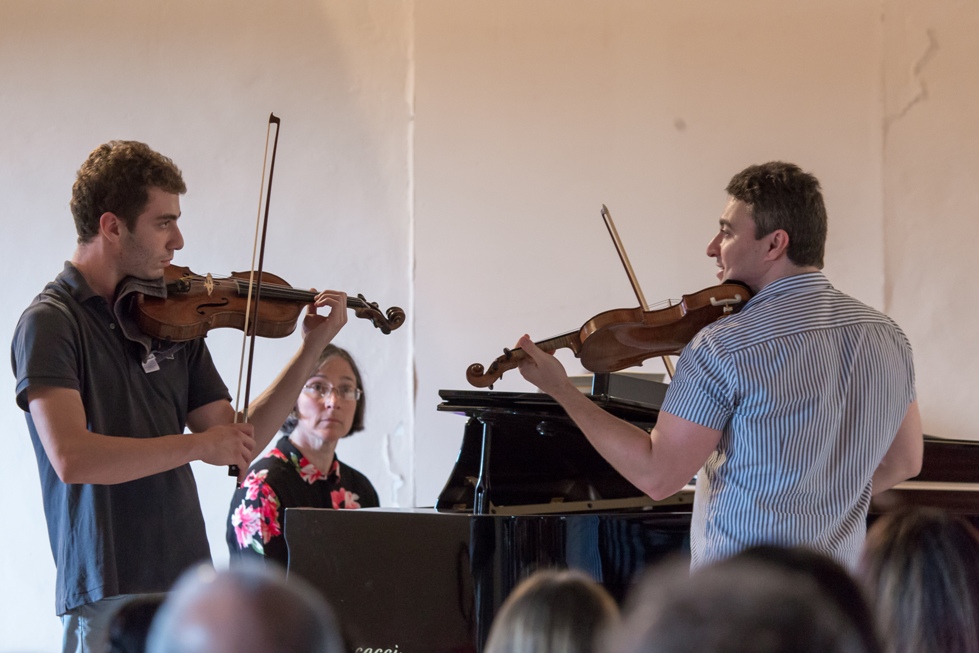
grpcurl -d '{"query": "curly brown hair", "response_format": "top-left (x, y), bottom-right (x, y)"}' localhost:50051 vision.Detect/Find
top-left (71, 140), bottom-right (186, 244)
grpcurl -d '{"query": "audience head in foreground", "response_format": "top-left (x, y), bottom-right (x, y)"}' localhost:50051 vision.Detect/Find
top-left (859, 506), bottom-right (979, 653)
top-left (611, 555), bottom-right (871, 653)
top-left (733, 545), bottom-right (880, 653)
top-left (484, 568), bottom-right (620, 653)
top-left (146, 563), bottom-right (344, 653)
top-left (107, 595), bottom-right (165, 653)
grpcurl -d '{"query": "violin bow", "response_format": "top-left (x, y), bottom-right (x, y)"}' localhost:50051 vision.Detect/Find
top-left (600, 205), bottom-right (676, 380)
top-left (229, 113), bottom-right (282, 478)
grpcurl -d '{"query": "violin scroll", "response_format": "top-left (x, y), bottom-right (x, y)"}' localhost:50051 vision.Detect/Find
top-left (467, 333), bottom-right (579, 389)
top-left (349, 294), bottom-right (405, 335)
top-left (466, 347), bottom-right (525, 389)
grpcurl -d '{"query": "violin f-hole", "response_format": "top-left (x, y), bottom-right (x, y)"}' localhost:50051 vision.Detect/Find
top-left (194, 299), bottom-right (230, 317)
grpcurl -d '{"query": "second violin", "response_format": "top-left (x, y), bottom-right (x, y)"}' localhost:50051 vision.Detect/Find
top-left (466, 281), bottom-right (751, 389)
top-left (136, 265), bottom-right (406, 342)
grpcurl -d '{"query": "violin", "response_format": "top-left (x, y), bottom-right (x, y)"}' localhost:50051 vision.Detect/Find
top-left (136, 264), bottom-right (405, 342)
top-left (466, 281), bottom-right (751, 389)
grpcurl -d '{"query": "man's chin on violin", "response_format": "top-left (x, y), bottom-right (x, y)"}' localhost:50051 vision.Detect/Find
top-left (114, 186), bottom-right (185, 286)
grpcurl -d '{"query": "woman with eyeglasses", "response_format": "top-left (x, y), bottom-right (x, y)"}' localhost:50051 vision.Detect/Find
top-left (226, 344), bottom-right (379, 566)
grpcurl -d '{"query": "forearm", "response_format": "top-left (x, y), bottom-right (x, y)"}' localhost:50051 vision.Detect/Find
top-left (31, 389), bottom-right (253, 485)
top-left (871, 463), bottom-right (914, 495)
top-left (549, 384), bottom-right (683, 500)
top-left (28, 389), bottom-right (203, 484)
top-left (42, 427), bottom-right (204, 485)
top-left (244, 337), bottom-right (325, 452)
top-left (516, 335), bottom-right (716, 500)
top-left (872, 401), bottom-right (924, 495)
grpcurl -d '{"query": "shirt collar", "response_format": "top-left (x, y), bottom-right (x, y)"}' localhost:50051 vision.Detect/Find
top-left (746, 271), bottom-right (831, 307)
top-left (58, 261), bottom-right (181, 361)
top-left (57, 261), bottom-right (99, 304)
top-left (277, 436), bottom-right (341, 481)
top-left (57, 260), bottom-right (168, 304)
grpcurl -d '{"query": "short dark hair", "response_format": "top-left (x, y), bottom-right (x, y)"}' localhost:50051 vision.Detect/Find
top-left (612, 556), bottom-right (870, 653)
top-left (108, 595), bottom-right (165, 653)
top-left (282, 344), bottom-right (366, 436)
top-left (733, 546), bottom-right (880, 653)
top-left (71, 140), bottom-right (186, 244)
top-left (726, 161), bottom-right (827, 268)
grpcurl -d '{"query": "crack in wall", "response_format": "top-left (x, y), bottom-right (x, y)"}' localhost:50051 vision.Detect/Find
top-left (885, 27), bottom-right (939, 131)
top-left (382, 422), bottom-right (407, 506)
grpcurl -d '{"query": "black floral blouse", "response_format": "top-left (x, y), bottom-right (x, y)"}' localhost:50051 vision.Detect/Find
top-left (227, 435), bottom-right (379, 567)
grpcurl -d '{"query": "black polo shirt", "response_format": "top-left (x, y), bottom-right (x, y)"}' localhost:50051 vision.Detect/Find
top-left (11, 262), bottom-right (231, 615)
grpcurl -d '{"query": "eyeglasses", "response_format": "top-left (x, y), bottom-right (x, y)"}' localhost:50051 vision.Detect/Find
top-left (302, 382), bottom-right (362, 402)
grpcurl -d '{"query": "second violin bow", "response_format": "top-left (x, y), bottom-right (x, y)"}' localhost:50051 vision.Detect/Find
top-left (600, 204), bottom-right (676, 379)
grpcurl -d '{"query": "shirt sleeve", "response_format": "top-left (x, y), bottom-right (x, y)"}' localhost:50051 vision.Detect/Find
top-left (660, 330), bottom-right (738, 432)
top-left (11, 299), bottom-right (81, 411)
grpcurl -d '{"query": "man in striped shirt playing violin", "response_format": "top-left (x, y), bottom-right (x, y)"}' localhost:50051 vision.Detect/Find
top-left (517, 161), bottom-right (922, 570)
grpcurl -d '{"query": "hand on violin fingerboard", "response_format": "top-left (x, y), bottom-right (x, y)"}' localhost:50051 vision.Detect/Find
top-left (516, 335), bottom-right (575, 397)
top-left (302, 290), bottom-right (348, 343)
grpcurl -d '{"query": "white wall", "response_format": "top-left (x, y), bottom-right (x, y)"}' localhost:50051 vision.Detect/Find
top-left (1, 1), bottom-right (975, 651)
top-left (882, 0), bottom-right (979, 438)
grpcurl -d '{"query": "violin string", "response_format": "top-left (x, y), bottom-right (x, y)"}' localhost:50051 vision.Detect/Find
top-left (195, 272), bottom-right (369, 308)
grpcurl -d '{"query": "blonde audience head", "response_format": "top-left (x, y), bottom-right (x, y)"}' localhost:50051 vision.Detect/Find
top-left (484, 568), bottom-right (619, 653)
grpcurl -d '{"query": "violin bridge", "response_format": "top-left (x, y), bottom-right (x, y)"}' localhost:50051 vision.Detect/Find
top-left (204, 273), bottom-right (215, 297)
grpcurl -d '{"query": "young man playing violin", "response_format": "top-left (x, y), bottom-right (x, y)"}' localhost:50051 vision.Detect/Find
top-left (517, 161), bottom-right (923, 570)
top-left (11, 140), bottom-right (349, 653)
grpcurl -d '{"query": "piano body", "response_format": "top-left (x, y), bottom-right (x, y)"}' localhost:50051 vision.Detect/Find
top-left (285, 375), bottom-right (979, 653)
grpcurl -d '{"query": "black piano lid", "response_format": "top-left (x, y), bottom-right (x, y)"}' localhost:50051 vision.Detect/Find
top-left (434, 384), bottom-right (685, 515)
top-left (437, 381), bottom-right (666, 423)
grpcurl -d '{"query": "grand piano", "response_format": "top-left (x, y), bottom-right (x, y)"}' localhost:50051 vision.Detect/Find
top-left (285, 375), bottom-right (978, 653)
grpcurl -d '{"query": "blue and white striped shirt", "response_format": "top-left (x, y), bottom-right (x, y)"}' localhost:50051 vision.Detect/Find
top-left (660, 271), bottom-right (915, 569)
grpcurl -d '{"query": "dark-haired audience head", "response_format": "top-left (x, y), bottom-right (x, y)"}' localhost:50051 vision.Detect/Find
top-left (145, 563), bottom-right (344, 653)
top-left (733, 545), bottom-right (880, 653)
top-left (859, 507), bottom-right (979, 653)
top-left (108, 595), bottom-right (165, 653)
top-left (484, 568), bottom-right (620, 653)
top-left (610, 554), bottom-right (871, 653)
